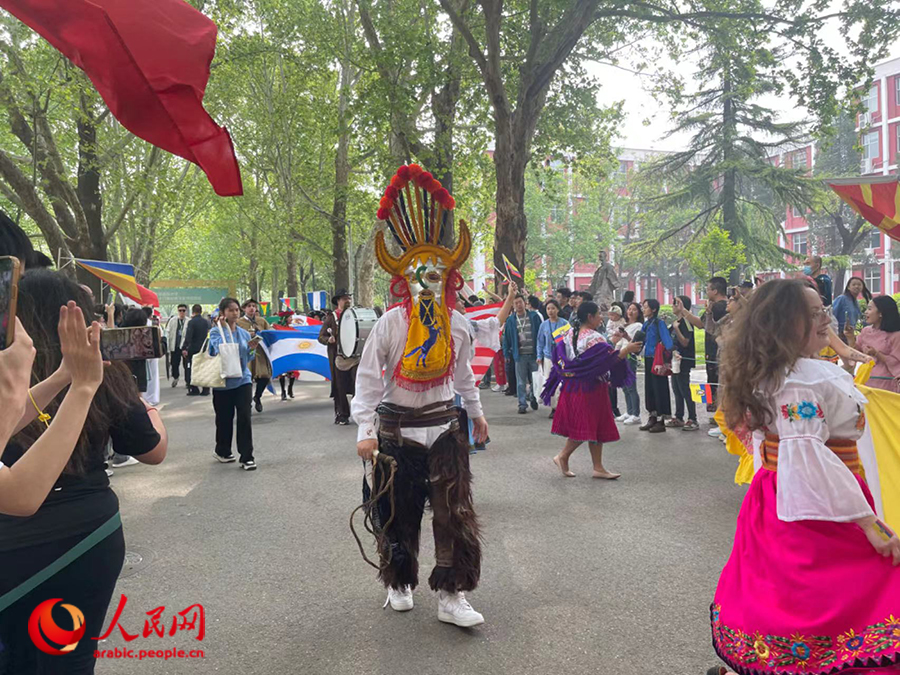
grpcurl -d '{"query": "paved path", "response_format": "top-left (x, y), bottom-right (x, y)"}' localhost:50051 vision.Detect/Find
top-left (99, 380), bottom-right (745, 674)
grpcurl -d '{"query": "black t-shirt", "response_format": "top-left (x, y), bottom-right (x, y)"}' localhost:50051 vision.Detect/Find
top-left (0, 401), bottom-right (161, 550)
top-left (671, 318), bottom-right (695, 366)
top-left (702, 300), bottom-right (727, 362)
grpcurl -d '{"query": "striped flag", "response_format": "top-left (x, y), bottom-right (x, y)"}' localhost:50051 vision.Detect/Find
top-left (306, 291), bottom-right (328, 311)
top-left (502, 254), bottom-right (523, 280)
top-left (465, 302), bottom-right (502, 385)
top-left (258, 325), bottom-right (330, 379)
top-left (690, 383), bottom-right (715, 404)
top-left (552, 323), bottom-right (572, 343)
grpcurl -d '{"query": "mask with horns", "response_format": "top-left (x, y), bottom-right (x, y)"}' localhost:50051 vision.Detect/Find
top-left (375, 164), bottom-right (471, 390)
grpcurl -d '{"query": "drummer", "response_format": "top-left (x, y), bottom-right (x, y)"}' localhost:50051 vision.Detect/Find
top-left (318, 288), bottom-right (360, 425)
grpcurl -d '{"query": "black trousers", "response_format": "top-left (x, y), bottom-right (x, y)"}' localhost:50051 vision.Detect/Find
top-left (253, 378), bottom-right (270, 403)
top-left (170, 350), bottom-right (184, 380)
top-left (0, 525), bottom-right (125, 674)
top-left (213, 383), bottom-right (254, 462)
top-left (609, 384), bottom-right (620, 416)
top-left (505, 357), bottom-right (517, 393)
top-left (671, 368), bottom-right (697, 421)
top-left (706, 358), bottom-right (720, 411)
top-left (644, 357), bottom-right (672, 417)
top-left (184, 351), bottom-right (195, 387)
top-left (373, 427), bottom-right (481, 593)
top-left (333, 366), bottom-right (356, 418)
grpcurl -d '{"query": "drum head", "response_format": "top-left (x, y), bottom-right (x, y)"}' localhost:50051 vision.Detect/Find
top-left (339, 308), bottom-right (359, 358)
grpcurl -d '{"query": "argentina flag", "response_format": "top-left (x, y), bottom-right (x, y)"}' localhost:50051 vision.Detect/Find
top-left (258, 326), bottom-right (331, 380)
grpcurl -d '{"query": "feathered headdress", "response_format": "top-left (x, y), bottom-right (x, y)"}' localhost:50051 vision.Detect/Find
top-left (374, 164), bottom-right (470, 276)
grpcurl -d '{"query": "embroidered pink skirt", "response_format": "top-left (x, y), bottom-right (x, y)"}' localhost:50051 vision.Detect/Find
top-left (711, 469), bottom-right (900, 674)
top-left (551, 382), bottom-right (619, 444)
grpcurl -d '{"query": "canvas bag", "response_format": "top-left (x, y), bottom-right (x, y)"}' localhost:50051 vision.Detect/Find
top-left (190, 334), bottom-right (226, 389)
top-left (216, 324), bottom-right (243, 379)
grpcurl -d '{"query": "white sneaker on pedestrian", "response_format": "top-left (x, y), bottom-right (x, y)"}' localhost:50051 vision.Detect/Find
top-left (437, 591), bottom-right (484, 627)
top-left (623, 415), bottom-right (640, 425)
top-left (615, 414), bottom-right (627, 422)
top-left (383, 586), bottom-right (413, 612)
top-left (111, 456), bottom-right (139, 468)
top-left (708, 428), bottom-right (724, 439)
top-left (491, 384), bottom-right (502, 392)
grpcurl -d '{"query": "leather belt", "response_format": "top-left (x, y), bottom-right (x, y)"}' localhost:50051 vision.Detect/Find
top-left (376, 400), bottom-right (459, 445)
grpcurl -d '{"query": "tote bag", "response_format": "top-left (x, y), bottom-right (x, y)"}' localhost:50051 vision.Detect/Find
top-left (651, 321), bottom-right (673, 377)
top-left (217, 324), bottom-right (243, 379)
top-left (190, 335), bottom-right (226, 389)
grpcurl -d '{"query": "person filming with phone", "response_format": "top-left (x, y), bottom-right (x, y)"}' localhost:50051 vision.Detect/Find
top-left (0, 270), bottom-right (168, 672)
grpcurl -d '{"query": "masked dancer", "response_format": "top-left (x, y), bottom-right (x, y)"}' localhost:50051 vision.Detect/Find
top-left (352, 164), bottom-right (488, 627)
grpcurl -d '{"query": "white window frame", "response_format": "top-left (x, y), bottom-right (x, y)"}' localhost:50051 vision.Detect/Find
top-left (791, 204), bottom-right (802, 218)
top-left (793, 150), bottom-right (808, 169)
top-left (865, 267), bottom-right (882, 294)
top-left (864, 131), bottom-right (880, 160)
top-left (869, 228), bottom-right (882, 249)
top-left (792, 232), bottom-right (808, 256)
top-left (895, 77), bottom-right (900, 106)
top-left (865, 85), bottom-right (879, 114)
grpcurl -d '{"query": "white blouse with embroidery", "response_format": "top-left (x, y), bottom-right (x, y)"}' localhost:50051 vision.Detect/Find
top-left (563, 327), bottom-right (607, 361)
top-left (764, 358), bottom-right (873, 523)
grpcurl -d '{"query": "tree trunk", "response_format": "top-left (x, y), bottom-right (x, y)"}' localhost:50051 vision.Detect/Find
top-left (492, 126), bottom-right (529, 291)
top-left (270, 263), bottom-right (279, 306)
top-left (248, 222), bottom-right (260, 300)
top-left (720, 69), bottom-right (740, 286)
top-left (354, 224), bottom-right (378, 307)
top-left (286, 248), bottom-right (298, 299)
top-left (330, 55), bottom-right (353, 294)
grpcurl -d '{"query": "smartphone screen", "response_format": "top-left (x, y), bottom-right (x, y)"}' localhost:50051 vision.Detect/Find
top-left (0, 256), bottom-right (21, 350)
top-left (100, 326), bottom-right (163, 361)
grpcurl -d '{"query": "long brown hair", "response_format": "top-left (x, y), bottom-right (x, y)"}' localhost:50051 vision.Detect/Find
top-left (720, 279), bottom-right (816, 431)
top-left (13, 270), bottom-right (142, 474)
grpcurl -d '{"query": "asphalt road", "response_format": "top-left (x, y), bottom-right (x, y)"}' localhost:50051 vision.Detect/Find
top-left (98, 377), bottom-right (745, 675)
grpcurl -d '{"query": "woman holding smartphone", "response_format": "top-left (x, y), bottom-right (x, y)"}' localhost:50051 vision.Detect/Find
top-left (0, 270), bottom-right (167, 673)
top-left (209, 297), bottom-right (258, 470)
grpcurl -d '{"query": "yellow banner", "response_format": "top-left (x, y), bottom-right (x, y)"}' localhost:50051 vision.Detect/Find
top-left (858, 385), bottom-right (900, 531)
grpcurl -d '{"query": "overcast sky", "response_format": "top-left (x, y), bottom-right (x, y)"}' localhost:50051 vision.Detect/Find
top-left (592, 34), bottom-right (900, 153)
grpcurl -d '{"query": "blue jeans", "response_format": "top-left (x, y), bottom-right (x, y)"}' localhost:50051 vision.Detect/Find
top-left (623, 357), bottom-right (640, 417)
top-left (515, 356), bottom-right (538, 407)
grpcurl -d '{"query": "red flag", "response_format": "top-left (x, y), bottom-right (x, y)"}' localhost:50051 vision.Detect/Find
top-left (0, 0), bottom-right (243, 197)
top-left (827, 177), bottom-right (900, 243)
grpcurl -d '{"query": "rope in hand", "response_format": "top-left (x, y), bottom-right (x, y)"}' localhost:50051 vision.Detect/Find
top-left (350, 449), bottom-right (398, 571)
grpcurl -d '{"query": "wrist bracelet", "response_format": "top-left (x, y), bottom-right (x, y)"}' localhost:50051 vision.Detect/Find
top-left (28, 389), bottom-right (52, 428)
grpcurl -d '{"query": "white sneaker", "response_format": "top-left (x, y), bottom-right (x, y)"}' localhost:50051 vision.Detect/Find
top-left (490, 384), bottom-right (502, 392)
top-left (615, 414), bottom-right (627, 422)
top-left (623, 415), bottom-right (640, 425)
top-left (383, 586), bottom-right (413, 612)
top-left (708, 428), bottom-right (724, 439)
top-left (437, 591), bottom-right (484, 627)
top-left (111, 456), bottom-right (139, 468)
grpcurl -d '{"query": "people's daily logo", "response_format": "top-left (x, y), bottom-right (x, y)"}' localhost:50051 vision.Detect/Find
top-left (28, 599), bottom-right (86, 654)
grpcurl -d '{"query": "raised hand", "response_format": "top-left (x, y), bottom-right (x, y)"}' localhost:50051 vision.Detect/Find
top-left (59, 302), bottom-right (103, 392)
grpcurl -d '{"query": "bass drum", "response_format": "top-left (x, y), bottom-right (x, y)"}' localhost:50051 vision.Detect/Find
top-left (339, 307), bottom-right (380, 359)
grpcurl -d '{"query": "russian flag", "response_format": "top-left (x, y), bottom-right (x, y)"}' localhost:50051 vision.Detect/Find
top-left (258, 326), bottom-right (331, 380)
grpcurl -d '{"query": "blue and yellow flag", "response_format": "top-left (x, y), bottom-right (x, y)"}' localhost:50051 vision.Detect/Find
top-left (75, 259), bottom-right (140, 298)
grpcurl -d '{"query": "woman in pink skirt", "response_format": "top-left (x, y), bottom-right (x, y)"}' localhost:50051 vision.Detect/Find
top-left (542, 301), bottom-right (643, 479)
top-left (709, 279), bottom-right (900, 675)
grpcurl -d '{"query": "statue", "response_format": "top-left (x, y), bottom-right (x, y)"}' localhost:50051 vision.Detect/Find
top-left (587, 250), bottom-right (620, 307)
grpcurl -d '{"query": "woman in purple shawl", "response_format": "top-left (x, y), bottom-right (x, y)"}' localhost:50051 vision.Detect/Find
top-left (543, 301), bottom-right (643, 479)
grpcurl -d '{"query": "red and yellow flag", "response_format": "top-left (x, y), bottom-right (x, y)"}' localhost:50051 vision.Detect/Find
top-left (826, 177), bottom-right (900, 242)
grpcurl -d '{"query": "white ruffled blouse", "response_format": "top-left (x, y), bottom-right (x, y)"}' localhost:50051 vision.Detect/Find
top-left (763, 358), bottom-right (873, 523)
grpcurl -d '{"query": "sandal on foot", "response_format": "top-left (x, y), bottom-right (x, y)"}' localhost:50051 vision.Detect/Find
top-left (592, 471), bottom-right (621, 480)
top-left (553, 456), bottom-right (575, 477)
